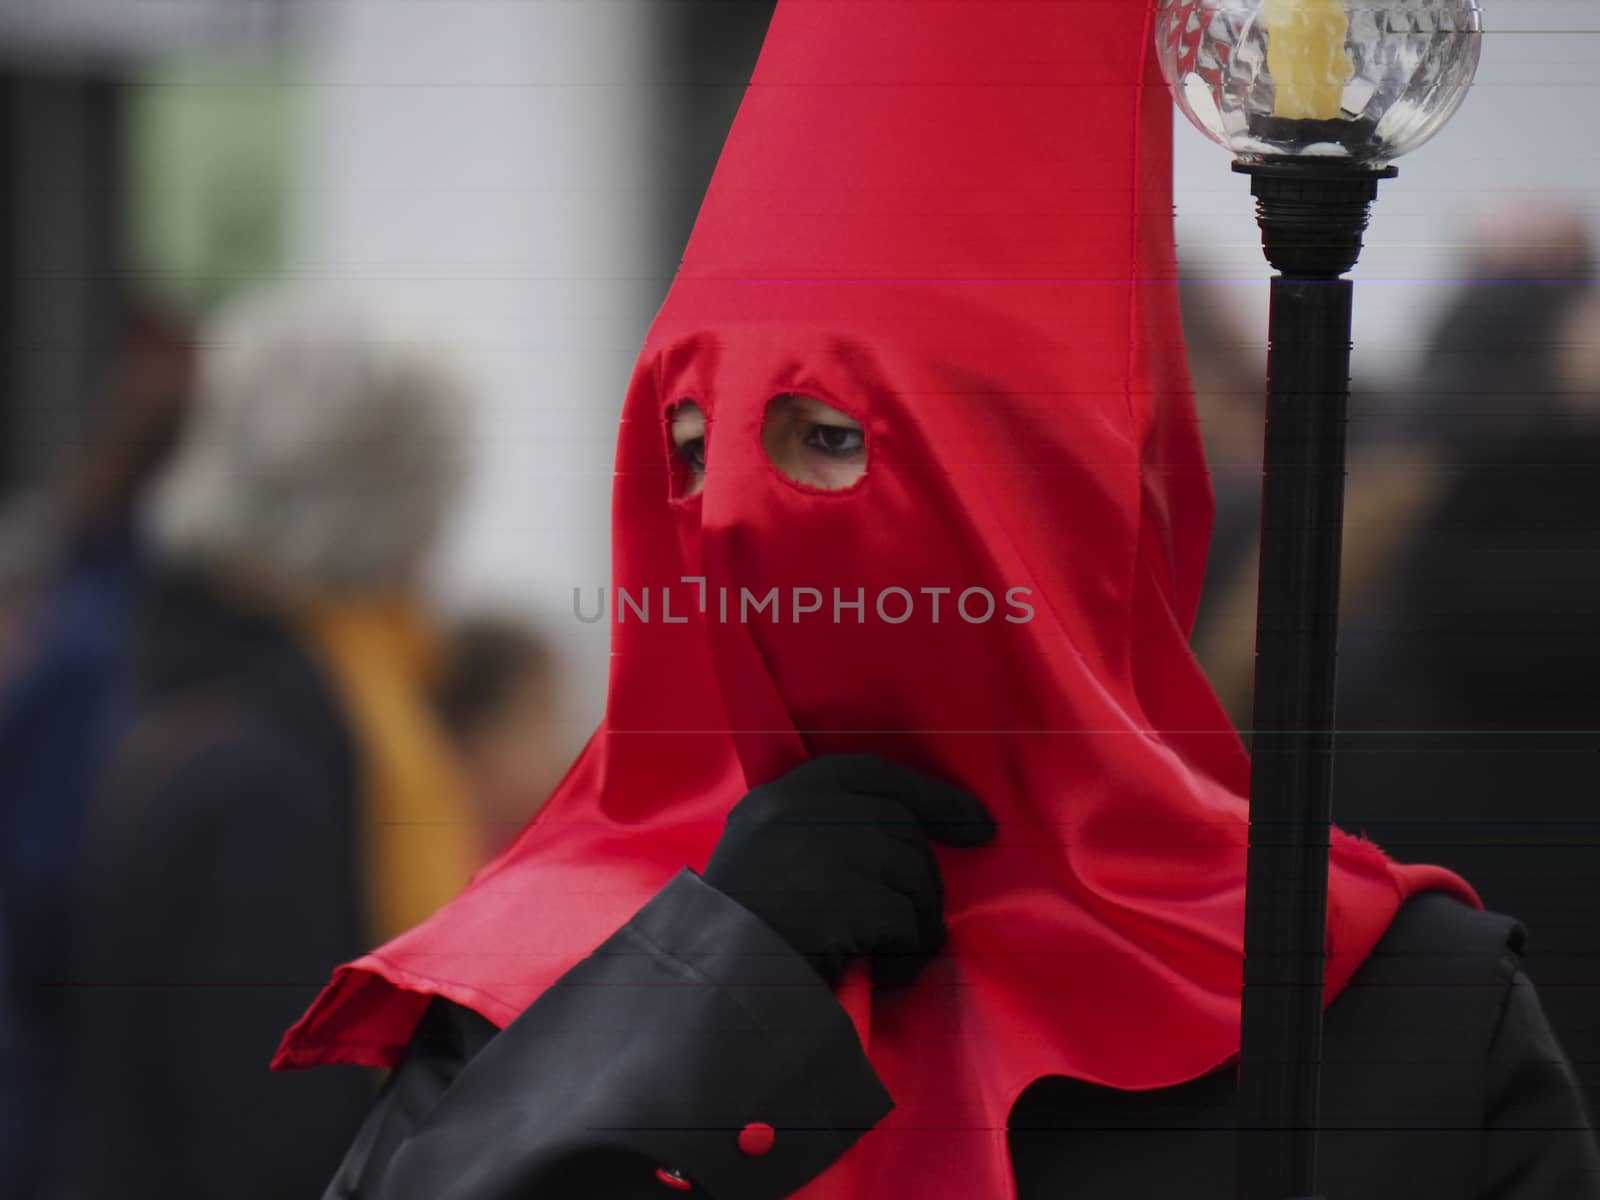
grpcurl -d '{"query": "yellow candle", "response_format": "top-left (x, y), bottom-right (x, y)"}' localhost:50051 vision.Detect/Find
top-left (1263, 0), bottom-right (1355, 120)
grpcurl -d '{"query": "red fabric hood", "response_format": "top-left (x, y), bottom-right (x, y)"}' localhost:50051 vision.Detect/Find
top-left (277, 3), bottom-right (1474, 1195)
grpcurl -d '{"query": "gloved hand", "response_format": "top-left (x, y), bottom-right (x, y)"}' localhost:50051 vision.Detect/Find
top-left (700, 754), bottom-right (995, 988)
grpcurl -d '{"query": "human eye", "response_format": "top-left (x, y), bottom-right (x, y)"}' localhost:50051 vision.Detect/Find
top-left (801, 422), bottom-right (866, 459)
top-left (761, 394), bottom-right (867, 491)
top-left (674, 435), bottom-right (707, 472)
top-left (667, 401), bottom-right (707, 497)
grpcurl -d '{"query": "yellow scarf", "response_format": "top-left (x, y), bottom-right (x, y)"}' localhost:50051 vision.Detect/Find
top-left (303, 599), bottom-right (478, 945)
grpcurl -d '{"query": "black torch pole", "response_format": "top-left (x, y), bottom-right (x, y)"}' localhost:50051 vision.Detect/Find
top-left (1230, 154), bottom-right (1395, 1200)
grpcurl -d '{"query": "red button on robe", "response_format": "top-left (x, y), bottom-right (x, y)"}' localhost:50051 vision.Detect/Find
top-left (739, 1122), bottom-right (776, 1158)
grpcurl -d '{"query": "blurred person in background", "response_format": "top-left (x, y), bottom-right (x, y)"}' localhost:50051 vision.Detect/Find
top-left (0, 306), bottom-right (194, 1200)
top-left (1387, 202), bottom-right (1594, 448)
top-left (0, 498), bottom-right (56, 681)
top-left (1335, 204), bottom-right (1600, 1114)
top-left (434, 615), bottom-right (570, 863)
top-left (1182, 272), bottom-right (1434, 739)
top-left (49, 293), bottom-right (481, 1200)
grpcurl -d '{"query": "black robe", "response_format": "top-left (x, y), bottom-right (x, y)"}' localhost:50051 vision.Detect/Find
top-left (323, 872), bottom-right (1599, 1198)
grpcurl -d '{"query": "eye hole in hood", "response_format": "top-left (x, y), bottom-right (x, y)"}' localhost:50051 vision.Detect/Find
top-left (761, 393), bottom-right (868, 492)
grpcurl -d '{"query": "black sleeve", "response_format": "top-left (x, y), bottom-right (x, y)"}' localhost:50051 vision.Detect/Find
top-left (328, 869), bottom-right (893, 1199)
top-left (1480, 968), bottom-right (1600, 1198)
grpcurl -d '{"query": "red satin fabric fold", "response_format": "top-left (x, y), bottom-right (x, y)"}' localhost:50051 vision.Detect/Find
top-left (277, 4), bottom-right (1476, 1196)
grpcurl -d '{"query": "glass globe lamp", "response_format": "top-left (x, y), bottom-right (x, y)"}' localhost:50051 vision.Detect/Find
top-left (1156, 0), bottom-right (1483, 164)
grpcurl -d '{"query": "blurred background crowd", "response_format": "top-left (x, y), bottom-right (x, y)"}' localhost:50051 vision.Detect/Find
top-left (0, 1), bottom-right (1595, 1196)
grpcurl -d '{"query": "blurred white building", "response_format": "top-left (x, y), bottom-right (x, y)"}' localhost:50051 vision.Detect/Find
top-left (296, 0), bottom-right (661, 726)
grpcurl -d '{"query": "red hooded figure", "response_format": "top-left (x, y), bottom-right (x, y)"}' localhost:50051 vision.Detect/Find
top-left (279, 3), bottom-right (1597, 1198)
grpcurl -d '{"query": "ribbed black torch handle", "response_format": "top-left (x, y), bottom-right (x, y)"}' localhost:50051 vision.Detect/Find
top-left (1230, 157), bottom-right (1395, 1200)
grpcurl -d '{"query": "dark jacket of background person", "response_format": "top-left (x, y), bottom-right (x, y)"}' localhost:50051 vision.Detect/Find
top-left (51, 565), bottom-right (373, 1198)
top-left (1335, 407), bottom-right (1600, 1119)
top-left (0, 523), bottom-right (142, 1197)
top-left (319, 875), bottom-right (1597, 1198)
top-left (1334, 234), bottom-right (1600, 1116)
top-left (0, 310), bottom-right (192, 1199)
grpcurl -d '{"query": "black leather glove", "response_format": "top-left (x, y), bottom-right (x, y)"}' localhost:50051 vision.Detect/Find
top-left (700, 754), bottom-right (995, 988)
